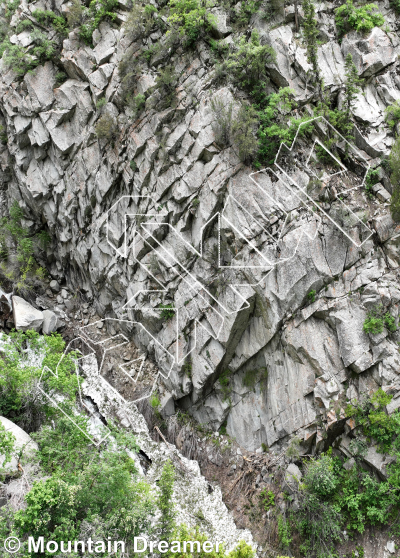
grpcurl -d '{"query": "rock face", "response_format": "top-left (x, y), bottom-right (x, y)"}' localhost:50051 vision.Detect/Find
top-left (12, 296), bottom-right (44, 332)
top-left (1, 0), bottom-right (400, 458)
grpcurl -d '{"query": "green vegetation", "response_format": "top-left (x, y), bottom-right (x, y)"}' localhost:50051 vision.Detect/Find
top-left (157, 459), bottom-right (176, 540)
top-left (230, 104), bottom-right (259, 164)
top-left (159, 303), bottom-right (175, 321)
top-left (211, 99), bottom-right (259, 164)
top-left (242, 367), bottom-right (268, 392)
top-left (219, 369), bottom-right (232, 401)
top-left (277, 389), bottom-right (400, 556)
top-left (150, 393), bottom-right (161, 410)
top-left (365, 167), bottom-right (380, 198)
top-left (96, 97), bottom-right (107, 110)
top-left (385, 100), bottom-right (400, 130)
top-left (390, 0), bottom-right (400, 14)
top-left (230, 0), bottom-right (261, 29)
top-left (0, 5), bottom-right (68, 77)
top-left (183, 358), bottom-right (192, 378)
top-left (0, 331), bottom-right (79, 430)
top-left (0, 124), bottom-right (7, 144)
top-left (260, 488), bottom-right (275, 511)
top-left (0, 421), bottom-right (15, 468)
top-left (224, 30), bottom-right (276, 97)
top-left (155, 66), bottom-right (178, 110)
top-left (255, 88), bottom-right (313, 166)
top-left (0, 331), bottom-right (255, 557)
top-left (341, 53), bottom-right (361, 144)
top-left (167, 0), bottom-right (215, 46)
top-left (390, 140), bottom-right (400, 222)
top-left (0, 201), bottom-right (50, 292)
top-left (363, 304), bottom-right (397, 335)
top-left (164, 526), bottom-right (255, 558)
top-left (307, 289), bottom-right (316, 303)
top-left (303, 0), bottom-right (321, 96)
top-left (95, 113), bottom-right (118, 142)
top-left (78, 0), bottom-right (119, 45)
top-left (335, 0), bottom-right (385, 37)
top-left (31, 9), bottom-right (68, 35)
top-left (277, 515), bottom-right (292, 550)
top-left (66, 0), bottom-right (83, 27)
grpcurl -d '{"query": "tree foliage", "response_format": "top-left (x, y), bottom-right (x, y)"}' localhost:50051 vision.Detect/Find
top-left (335, 0), bottom-right (385, 36)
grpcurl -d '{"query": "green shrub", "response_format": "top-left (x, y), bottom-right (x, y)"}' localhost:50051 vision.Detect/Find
top-left (168, 0), bottom-right (215, 45)
top-left (154, 66), bottom-right (178, 109)
top-left (0, 421), bottom-right (15, 468)
top-left (79, 0), bottom-right (119, 46)
top-left (385, 100), bottom-right (400, 130)
top-left (384, 312), bottom-right (397, 332)
top-left (256, 87), bottom-right (313, 165)
top-left (1, 39), bottom-right (37, 76)
top-left (286, 436), bottom-right (301, 460)
top-left (125, 1), bottom-right (157, 40)
top-left (15, 436), bottom-right (154, 547)
top-left (95, 113), bottom-right (118, 142)
top-left (363, 315), bottom-right (384, 334)
top-left (277, 515), bottom-right (292, 549)
top-left (15, 19), bottom-right (35, 33)
top-left (303, 0), bottom-right (321, 93)
top-left (224, 30), bottom-right (276, 96)
top-left (260, 488), bottom-right (275, 511)
top-left (32, 9), bottom-right (69, 36)
top-left (218, 369), bottom-right (232, 401)
top-left (307, 289), bottom-right (316, 303)
top-left (66, 0), bottom-right (83, 28)
top-left (365, 167), bottom-right (380, 198)
top-left (211, 98), bottom-right (233, 147)
top-left (363, 304), bottom-right (396, 335)
top-left (159, 303), bottom-right (175, 320)
top-left (294, 492), bottom-right (343, 557)
top-left (157, 459), bottom-right (175, 540)
top-left (0, 331), bottom-right (79, 430)
top-left (305, 455), bottom-right (339, 497)
top-left (231, 103), bottom-right (259, 164)
top-left (390, 0), bottom-right (400, 14)
top-left (390, 136), bottom-right (400, 222)
top-left (150, 394), bottom-right (161, 410)
top-left (0, 124), bottom-right (7, 145)
top-left (2, 0), bottom-right (20, 20)
top-left (335, 0), bottom-right (385, 37)
top-left (0, 201), bottom-right (52, 288)
top-left (55, 71), bottom-right (68, 85)
top-left (96, 97), bottom-right (107, 109)
top-left (230, 0), bottom-right (261, 28)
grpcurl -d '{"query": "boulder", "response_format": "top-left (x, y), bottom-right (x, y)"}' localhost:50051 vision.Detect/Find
top-left (12, 296), bottom-right (44, 332)
top-left (49, 279), bottom-right (60, 293)
top-left (42, 310), bottom-right (58, 335)
top-left (210, 9), bottom-right (232, 39)
top-left (372, 214), bottom-right (397, 243)
top-left (285, 463), bottom-right (302, 493)
top-left (0, 416), bottom-right (38, 474)
top-left (372, 182), bottom-right (391, 203)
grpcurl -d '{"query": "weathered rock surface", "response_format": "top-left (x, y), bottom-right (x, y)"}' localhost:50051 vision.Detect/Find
top-left (1, 0), bottom-right (400, 460)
